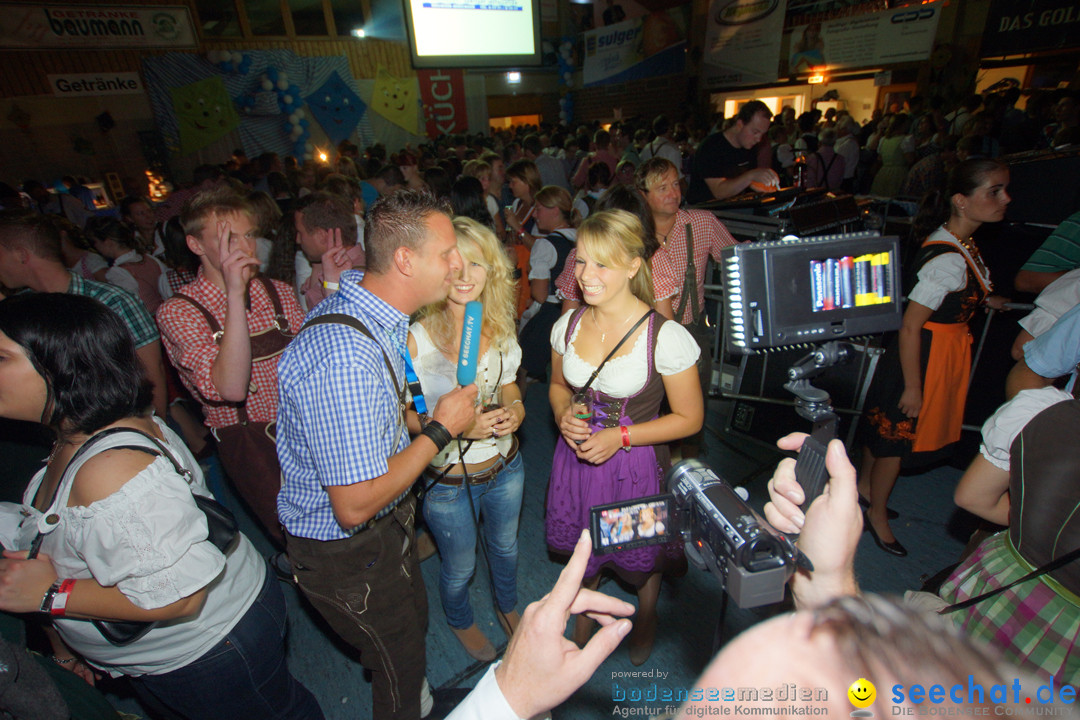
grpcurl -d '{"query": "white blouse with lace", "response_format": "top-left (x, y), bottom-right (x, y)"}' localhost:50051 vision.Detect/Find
top-left (550, 309), bottom-right (699, 396)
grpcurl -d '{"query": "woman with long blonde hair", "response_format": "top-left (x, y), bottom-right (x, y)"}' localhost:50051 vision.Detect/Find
top-left (408, 217), bottom-right (526, 661)
top-left (547, 209), bottom-right (703, 665)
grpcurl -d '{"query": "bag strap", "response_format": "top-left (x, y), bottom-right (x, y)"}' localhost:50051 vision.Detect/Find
top-left (938, 546), bottom-right (1080, 614)
top-left (581, 309), bottom-right (656, 394)
top-left (302, 313), bottom-right (404, 402)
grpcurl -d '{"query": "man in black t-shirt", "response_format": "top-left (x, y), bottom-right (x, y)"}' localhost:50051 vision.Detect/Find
top-left (687, 101), bottom-right (778, 205)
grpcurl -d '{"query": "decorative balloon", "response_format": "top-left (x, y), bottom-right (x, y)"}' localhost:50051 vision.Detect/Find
top-left (207, 50), bottom-right (252, 75)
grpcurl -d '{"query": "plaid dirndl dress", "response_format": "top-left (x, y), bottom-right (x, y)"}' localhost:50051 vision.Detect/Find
top-left (940, 532), bottom-right (1080, 686)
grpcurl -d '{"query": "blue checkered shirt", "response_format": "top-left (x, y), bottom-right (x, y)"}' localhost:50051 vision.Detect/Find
top-left (276, 271), bottom-right (412, 540)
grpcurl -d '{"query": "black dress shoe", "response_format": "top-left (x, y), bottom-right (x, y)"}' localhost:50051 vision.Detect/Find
top-left (858, 494), bottom-right (899, 520)
top-left (863, 511), bottom-right (907, 557)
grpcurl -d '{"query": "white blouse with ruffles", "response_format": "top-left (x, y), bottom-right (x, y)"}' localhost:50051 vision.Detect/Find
top-left (907, 226), bottom-right (992, 312)
top-left (410, 322), bottom-right (522, 466)
top-left (16, 419), bottom-right (264, 677)
top-left (550, 309), bottom-right (699, 397)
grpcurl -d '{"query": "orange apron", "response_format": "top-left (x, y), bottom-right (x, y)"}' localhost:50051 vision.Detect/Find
top-left (912, 320), bottom-right (972, 453)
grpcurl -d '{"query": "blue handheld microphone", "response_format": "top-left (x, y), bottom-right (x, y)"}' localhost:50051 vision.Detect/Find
top-left (457, 301), bottom-right (483, 386)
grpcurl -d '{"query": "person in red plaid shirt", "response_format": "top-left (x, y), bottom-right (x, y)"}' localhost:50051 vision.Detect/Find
top-left (157, 188), bottom-right (304, 547)
top-left (637, 157), bottom-right (740, 456)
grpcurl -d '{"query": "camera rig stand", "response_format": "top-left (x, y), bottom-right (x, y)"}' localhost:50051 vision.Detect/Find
top-left (783, 341), bottom-right (854, 513)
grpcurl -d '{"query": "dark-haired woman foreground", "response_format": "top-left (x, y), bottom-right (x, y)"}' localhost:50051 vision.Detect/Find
top-left (0, 293), bottom-right (322, 720)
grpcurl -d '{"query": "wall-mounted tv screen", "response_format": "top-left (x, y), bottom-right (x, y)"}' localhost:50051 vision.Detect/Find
top-left (402, 0), bottom-right (542, 69)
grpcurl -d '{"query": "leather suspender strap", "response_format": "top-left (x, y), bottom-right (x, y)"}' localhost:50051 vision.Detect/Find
top-left (172, 290), bottom-right (222, 337)
top-left (673, 223), bottom-right (701, 324)
top-left (301, 313), bottom-right (407, 412)
top-left (258, 277), bottom-right (293, 334)
top-left (174, 277), bottom-right (288, 339)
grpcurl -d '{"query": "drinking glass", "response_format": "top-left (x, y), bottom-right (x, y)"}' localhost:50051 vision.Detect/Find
top-left (570, 390), bottom-right (592, 445)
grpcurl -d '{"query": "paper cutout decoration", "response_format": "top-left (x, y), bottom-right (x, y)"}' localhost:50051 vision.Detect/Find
top-left (304, 71), bottom-right (365, 146)
top-left (169, 76), bottom-right (240, 155)
top-left (372, 68), bottom-right (419, 135)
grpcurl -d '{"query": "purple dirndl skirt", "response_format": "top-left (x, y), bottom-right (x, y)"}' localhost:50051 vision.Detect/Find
top-left (546, 436), bottom-right (683, 583)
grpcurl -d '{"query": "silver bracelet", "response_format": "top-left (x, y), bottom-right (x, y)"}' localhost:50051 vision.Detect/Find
top-left (50, 655), bottom-right (76, 665)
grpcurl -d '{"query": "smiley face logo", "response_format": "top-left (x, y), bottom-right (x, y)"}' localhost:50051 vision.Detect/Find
top-left (848, 678), bottom-right (876, 709)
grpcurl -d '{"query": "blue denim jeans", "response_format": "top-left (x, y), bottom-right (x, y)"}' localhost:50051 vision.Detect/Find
top-left (422, 452), bottom-right (524, 629)
top-left (129, 563), bottom-right (324, 720)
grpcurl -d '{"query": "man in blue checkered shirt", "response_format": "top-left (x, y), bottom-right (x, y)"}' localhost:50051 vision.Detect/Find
top-left (276, 191), bottom-right (477, 720)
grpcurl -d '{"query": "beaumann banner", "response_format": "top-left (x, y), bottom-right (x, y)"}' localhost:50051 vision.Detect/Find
top-left (703, 0), bottom-right (788, 87)
top-left (783, 1), bottom-right (942, 76)
top-left (981, 0), bottom-right (1080, 57)
top-left (0, 3), bottom-right (196, 49)
top-left (418, 69), bottom-right (468, 139)
top-left (582, 9), bottom-right (687, 87)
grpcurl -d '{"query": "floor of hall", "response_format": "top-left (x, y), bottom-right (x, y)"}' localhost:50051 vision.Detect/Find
top-left (96, 378), bottom-right (977, 719)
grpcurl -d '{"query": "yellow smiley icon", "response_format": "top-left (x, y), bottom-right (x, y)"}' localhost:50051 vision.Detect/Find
top-left (848, 678), bottom-right (876, 708)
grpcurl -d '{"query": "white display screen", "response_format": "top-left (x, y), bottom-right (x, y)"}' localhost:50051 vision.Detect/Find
top-left (403, 0), bottom-right (541, 68)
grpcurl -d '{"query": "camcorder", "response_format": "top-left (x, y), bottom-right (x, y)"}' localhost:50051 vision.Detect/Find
top-left (591, 460), bottom-right (812, 609)
top-left (590, 233), bottom-right (904, 609)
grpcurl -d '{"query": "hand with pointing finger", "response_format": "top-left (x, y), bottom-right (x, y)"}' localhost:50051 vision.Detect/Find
top-left (218, 220), bottom-right (259, 299)
top-left (494, 529), bottom-right (634, 719)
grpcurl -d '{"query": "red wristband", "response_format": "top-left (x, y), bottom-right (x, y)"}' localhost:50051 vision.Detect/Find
top-left (50, 579), bottom-right (76, 617)
top-left (621, 425), bottom-right (631, 452)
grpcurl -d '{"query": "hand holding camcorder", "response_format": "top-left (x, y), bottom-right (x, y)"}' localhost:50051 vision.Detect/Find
top-left (764, 432), bottom-right (862, 609)
top-left (589, 429), bottom-right (865, 610)
top-left (590, 448), bottom-right (825, 609)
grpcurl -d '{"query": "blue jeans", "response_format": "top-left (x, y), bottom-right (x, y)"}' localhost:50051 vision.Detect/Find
top-left (129, 563), bottom-right (324, 720)
top-left (422, 452), bottom-right (524, 629)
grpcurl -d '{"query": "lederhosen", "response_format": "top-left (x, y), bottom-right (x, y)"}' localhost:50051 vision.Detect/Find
top-left (173, 277), bottom-right (295, 544)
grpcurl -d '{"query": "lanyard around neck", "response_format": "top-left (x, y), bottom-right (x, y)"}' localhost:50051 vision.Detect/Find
top-left (383, 329), bottom-right (428, 416)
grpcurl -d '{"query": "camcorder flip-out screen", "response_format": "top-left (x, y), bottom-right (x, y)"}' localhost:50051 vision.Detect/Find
top-left (723, 233), bottom-right (903, 353)
top-left (590, 494), bottom-right (675, 555)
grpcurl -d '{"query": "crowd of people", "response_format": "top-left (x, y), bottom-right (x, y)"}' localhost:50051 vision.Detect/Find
top-left (0, 86), bottom-right (1078, 718)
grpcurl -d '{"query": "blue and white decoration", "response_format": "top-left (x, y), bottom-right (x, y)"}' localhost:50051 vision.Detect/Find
top-left (143, 50), bottom-right (375, 160)
top-left (303, 71), bottom-right (365, 147)
top-left (206, 50), bottom-right (253, 75)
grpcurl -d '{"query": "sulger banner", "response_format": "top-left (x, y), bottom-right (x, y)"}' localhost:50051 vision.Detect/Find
top-left (582, 8), bottom-right (687, 87)
top-left (418, 69), bottom-right (468, 139)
